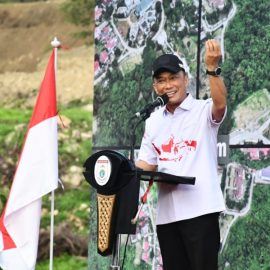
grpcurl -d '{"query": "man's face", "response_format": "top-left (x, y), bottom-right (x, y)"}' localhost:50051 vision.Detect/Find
top-left (153, 71), bottom-right (188, 112)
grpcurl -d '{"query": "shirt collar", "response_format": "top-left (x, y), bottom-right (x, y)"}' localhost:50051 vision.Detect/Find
top-left (163, 93), bottom-right (194, 115)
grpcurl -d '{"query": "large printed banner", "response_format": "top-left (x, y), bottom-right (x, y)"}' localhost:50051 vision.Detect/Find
top-left (90, 0), bottom-right (270, 269)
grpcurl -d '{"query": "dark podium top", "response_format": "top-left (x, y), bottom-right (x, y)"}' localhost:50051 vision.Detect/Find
top-left (136, 169), bottom-right (195, 185)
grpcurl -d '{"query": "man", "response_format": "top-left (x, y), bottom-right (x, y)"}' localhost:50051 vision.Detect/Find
top-left (136, 39), bottom-right (227, 270)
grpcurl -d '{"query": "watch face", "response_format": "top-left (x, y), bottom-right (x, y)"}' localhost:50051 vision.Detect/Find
top-left (216, 67), bottom-right (221, 75)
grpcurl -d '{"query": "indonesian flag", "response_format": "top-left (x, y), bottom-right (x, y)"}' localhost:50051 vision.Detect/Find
top-left (0, 49), bottom-right (58, 270)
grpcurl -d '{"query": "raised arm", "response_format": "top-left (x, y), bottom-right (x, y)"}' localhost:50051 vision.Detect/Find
top-left (205, 39), bottom-right (227, 122)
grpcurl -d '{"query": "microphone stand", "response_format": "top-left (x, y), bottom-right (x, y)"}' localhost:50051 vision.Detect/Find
top-left (130, 118), bottom-right (144, 165)
top-left (110, 235), bottom-right (121, 270)
top-left (130, 108), bottom-right (152, 164)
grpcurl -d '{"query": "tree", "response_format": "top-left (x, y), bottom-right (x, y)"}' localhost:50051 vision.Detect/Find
top-left (155, 1), bottom-right (162, 13)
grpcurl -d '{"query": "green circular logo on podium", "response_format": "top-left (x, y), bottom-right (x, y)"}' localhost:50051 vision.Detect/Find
top-left (94, 155), bottom-right (112, 186)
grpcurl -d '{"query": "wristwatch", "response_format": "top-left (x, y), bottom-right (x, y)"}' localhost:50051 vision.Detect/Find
top-left (206, 67), bottom-right (222, 76)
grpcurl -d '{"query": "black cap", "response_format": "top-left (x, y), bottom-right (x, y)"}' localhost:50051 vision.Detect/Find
top-left (152, 54), bottom-right (185, 77)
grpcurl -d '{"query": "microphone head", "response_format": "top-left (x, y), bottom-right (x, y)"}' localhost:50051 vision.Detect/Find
top-left (159, 94), bottom-right (169, 106)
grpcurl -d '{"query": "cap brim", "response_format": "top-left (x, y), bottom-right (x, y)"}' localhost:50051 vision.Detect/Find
top-left (153, 66), bottom-right (184, 77)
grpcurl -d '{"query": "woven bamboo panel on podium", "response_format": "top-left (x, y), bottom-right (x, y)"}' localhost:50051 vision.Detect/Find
top-left (97, 193), bottom-right (116, 253)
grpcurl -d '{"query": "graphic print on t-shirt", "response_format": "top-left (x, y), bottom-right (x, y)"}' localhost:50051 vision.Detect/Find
top-left (152, 135), bottom-right (197, 162)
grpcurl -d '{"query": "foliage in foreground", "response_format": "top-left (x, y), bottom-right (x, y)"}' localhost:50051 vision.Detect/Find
top-left (0, 0), bottom-right (45, 3)
top-left (36, 254), bottom-right (88, 270)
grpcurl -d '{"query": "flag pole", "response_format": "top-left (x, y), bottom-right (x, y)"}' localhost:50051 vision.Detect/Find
top-left (49, 37), bottom-right (60, 270)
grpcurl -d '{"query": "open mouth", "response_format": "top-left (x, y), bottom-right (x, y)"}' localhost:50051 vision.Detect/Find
top-left (166, 90), bottom-right (177, 98)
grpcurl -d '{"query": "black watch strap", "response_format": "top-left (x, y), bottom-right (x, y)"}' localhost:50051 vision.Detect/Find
top-left (206, 67), bottom-right (221, 76)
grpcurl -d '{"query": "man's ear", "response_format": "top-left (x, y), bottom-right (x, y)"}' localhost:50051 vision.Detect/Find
top-left (184, 74), bottom-right (189, 88)
top-left (153, 83), bottom-right (160, 95)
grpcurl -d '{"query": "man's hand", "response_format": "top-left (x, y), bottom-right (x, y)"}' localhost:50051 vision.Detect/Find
top-left (204, 39), bottom-right (227, 122)
top-left (205, 39), bottom-right (221, 70)
top-left (136, 160), bottom-right (157, 172)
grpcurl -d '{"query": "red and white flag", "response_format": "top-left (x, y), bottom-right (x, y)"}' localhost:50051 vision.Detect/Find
top-left (0, 49), bottom-right (58, 270)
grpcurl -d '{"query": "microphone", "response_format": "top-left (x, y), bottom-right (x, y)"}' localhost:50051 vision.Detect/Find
top-left (135, 94), bottom-right (169, 118)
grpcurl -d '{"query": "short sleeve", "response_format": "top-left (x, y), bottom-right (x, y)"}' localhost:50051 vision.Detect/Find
top-left (207, 98), bottom-right (227, 126)
top-left (137, 126), bottom-right (158, 166)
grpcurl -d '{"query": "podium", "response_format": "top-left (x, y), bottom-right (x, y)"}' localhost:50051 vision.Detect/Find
top-left (83, 150), bottom-right (195, 266)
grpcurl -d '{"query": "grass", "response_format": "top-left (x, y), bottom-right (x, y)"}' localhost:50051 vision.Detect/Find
top-left (36, 254), bottom-right (88, 270)
top-left (0, 108), bottom-right (31, 144)
top-left (0, 108), bottom-right (31, 122)
top-left (61, 107), bottom-right (92, 124)
top-left (41, 187), bottom-right (90, 234)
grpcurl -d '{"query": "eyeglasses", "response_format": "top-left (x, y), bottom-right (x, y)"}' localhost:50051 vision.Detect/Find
top-left (154, 74), bottom-right (182, 87)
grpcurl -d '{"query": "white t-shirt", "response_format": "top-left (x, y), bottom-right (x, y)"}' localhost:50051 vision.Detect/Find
top-left (138, 94), bottom-right (226, 225)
